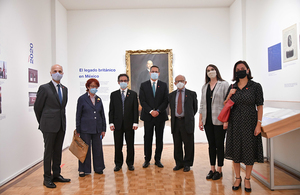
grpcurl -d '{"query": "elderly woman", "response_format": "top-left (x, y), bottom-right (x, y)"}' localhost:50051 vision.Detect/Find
top-left (225, 60), bottom-right (264, 192)
top-left (199, 64), bottom-right (229, 180)
top-left (76, 78), bottom-right (106, 177)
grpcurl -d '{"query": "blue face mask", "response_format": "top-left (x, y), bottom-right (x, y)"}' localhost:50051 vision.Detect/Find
top-left (90, 88), bottom-right (98, 94)
top-left (51, 72), bottom-right (63, 81)
top-left (120, 82), bottom-right (128, 89)
top-left (150, 72), bottom-right (159, 80)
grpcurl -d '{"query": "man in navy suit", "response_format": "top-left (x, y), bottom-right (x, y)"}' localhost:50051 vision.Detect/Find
top-left (139, 65), bottom-right (169, 168)
top-left (34, 64), bottom-right (70, 188)
top-left (109, 74), bottom-right (139, 171)
top-left (169, 75), bottom-right (198, 172)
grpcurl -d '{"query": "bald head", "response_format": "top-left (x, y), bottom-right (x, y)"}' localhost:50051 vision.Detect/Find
top-left (175, 75), bottom-right (186, 82)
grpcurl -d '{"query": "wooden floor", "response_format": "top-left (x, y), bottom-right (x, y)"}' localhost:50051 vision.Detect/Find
top-left (1, 143), bottom-right (300, 195)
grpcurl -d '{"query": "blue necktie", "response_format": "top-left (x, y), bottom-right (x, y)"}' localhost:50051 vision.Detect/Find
top-left (152, 82), bottom-right (156, 97)
top-left (122, 90), bottom-right (125, 115)
top-left (57, 84), bottom-right (62, 104)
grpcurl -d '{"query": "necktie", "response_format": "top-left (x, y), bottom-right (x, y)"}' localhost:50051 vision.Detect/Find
top-left (177, 90), bottom-right (182, 114)
top-left (122, 90), bottom-right (125, 115)
top-left (57, 84), bottom-right (62, 104)
top-left (152, 82), bottom-right (156, 97)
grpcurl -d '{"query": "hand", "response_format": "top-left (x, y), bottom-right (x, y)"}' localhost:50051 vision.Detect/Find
top-left (199, 121), bottom-right (204, 131)
top-left (110, 125), bottom-right (115, 131)
top-left (101, 131), bottom-right (106, 139)
top-left (223, 122), bottom-right (228, 130)
top-left (132, 126), bottom-right (138, 130)
top-left (229, 89), bottom-right (236, 96)
top-left (254, 125), bottom-right (261, 136)
top-left (76, 132), bottom-right (80, 137)
top-left (151, 110), bottom-right (159, 117)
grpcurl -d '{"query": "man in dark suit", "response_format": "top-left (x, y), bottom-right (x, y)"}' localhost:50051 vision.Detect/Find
top-left (109, 74), bottom-right (139, 171)
top-left (34, 64), bottom-right (70, 188)
top-left (139, 65), bottom-right (168, 168)
top-left (169, 75), bottom-right (198, 172)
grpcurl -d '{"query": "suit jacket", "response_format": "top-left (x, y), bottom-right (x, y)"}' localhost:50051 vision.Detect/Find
top-left (139, 80), bottom-right (168, 122)
top-left (109, 89), bottom-right (139, 131)
top-left (34, 81), bottom-right (68, 132)
top-left (76, 92), bottom-right (106, 134)
top-left (169, 88), bottom-right (198, 134)
top-left (199, 80), bottom-right (229, 125)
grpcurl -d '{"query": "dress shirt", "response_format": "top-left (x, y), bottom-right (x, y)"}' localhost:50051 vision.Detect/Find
top-left (175, 88), bottom-right (185, 117)
top-left (52, 80), bottom-right (63, 99)
top-left (88, 93), bottom-right (95, 105)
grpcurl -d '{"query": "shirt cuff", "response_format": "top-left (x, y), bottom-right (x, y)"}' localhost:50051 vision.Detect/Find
top-left (109, 123), bottom-right (114, 127)
top-left (150, 110), bottom-right (153, 114)
top-left (133, 123), bottom-right (138, 127)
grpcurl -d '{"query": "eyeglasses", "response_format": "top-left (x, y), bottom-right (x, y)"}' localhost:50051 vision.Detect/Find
top-left (175, 80), bottom-right (185, 83)
top-left (90, 85), bottom-right (98, 88)
top-left (119, 80), bottom-right (128, 82)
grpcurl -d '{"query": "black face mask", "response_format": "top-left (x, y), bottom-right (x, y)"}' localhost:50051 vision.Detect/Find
top-left (236, 70), bottom-right (247, 79)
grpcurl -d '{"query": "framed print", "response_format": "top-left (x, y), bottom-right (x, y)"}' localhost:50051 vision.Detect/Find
top-left (282, 24), bottom-right (298, 62)
top-left (125, 49), bottom-right (173, 95)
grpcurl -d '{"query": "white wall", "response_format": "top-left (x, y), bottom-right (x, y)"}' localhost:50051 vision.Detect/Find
top-left (0, 0), bottom-right (68, 186)
top-left (67, 8), bottom-right (230, 145)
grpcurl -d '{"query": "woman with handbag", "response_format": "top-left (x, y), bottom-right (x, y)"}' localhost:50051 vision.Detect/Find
top-left (199, 64), bottom-right (229, 180)
top-left (76, 78), bottom-right (106, 177)
top-left (224, 60), bottom-right (264, 192)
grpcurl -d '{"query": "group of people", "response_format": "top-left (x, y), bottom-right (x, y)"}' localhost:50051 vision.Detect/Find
top-left (34, 61), bottom-right (264, 193)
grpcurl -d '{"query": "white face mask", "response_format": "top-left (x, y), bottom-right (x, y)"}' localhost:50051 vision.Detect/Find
top-left (176, 82), bottom-right (185, 89)
top-left (207, 70), bottom-right (217, 79)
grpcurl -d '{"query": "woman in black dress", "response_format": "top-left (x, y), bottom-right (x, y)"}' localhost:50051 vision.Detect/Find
top-left (224, 61), bottom-right (264, 192)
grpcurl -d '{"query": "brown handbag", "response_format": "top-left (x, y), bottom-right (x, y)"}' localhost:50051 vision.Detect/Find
top-left (69, 130), bottom-right (89, 163)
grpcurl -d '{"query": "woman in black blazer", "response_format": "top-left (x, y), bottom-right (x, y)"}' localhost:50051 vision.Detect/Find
top-left (76, 78), bottom-right (106, 177)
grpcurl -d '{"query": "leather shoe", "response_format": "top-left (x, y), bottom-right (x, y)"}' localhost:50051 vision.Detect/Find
top-left (128, 165), bottom-right (135, 171)
top-left (183, 166), bottom-right (190, 172)
top-left (95, 171), bottom-right (103, 174)
top-left (212, 171), bottom-right (222, 180)
top-left (114, 166), bottom-right (121, 172)
top-left (206, 170), bottom-right (215, 179)
top-left (52, 175), bottom-right (71, 182)
top-left (143, 161), bottom-right (150, 168)
top-left (43, 180), bottom-right (56, 188)
top-left (79, 172), bottom-right (85, 177)
top-left (155, 161), bottom-right (164, 168)
top-left (173, 165), bottom-right (184, 171)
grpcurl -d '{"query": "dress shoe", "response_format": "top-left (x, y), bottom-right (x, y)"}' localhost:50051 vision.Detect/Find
top-left (155, 161), bottom-right (164, 168)
top-left (114, 166), bottom-right (121, 172)
top-left (128, 165), bottom-right (135, 171)
top-left (95, 171), bottom-right (103, 174)
top-left (244, 177), bottom-right (252, 192)
top-left (206, 170), bottom-right (215, 179)
top-left (173, 165), bottom-right (184, 171)
top-left (232, 177), bottom-right (242, 190)
top-left (79, 172), bottom-right (85, 177)
top-left (43, 180), bottom-right (56, 188)
top-left (143, 161), bottom-right (150, 168)
top-left (212, 171), bottom-right (222, 180)
top-left (52, 175), bottom-right (71, 182)
top-left (183, 166), bottom-right (190, 172)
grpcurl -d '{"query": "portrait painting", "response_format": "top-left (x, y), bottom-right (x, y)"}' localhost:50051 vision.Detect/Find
top-left (125, 49), bottom-right (173, 95)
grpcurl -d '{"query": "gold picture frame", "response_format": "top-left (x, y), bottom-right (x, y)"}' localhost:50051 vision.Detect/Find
top-left (125, 49), bottom-right (173, 94)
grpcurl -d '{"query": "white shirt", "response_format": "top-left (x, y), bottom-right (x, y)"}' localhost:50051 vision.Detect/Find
top-left (52, 80), bottom-right (63, 99)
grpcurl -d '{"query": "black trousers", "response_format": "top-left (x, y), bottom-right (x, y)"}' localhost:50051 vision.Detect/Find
top-left (204, 124), bottom-right (226, 167)
top-left (173, 117), bottom-right (194, 167)
top-left (144, 120), bottom-right (165, 162)
top-left (113, 123), bottom-right (135, 167)
top-left (78, 133), bottom-right (105, 173)
top-left (42, 127), bottom-right (65, 180)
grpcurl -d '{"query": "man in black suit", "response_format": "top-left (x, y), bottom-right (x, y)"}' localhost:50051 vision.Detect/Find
top-left (139, 65), bottom-right (168, 168)
top-left (34, 64), bottom-right (70, 188)
top-left (169, 75), bottom-right (198, 172)
top-left (109, 74), bottom-right (139, 171)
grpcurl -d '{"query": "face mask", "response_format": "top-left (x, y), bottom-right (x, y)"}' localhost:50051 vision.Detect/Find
top-left (236, 70), bottom-right (247, 79)
top-left (176, 82), bottom-right (185, 89)
top-left (207, 70), bottom-right (217, 79)
top-left (120, 82), bottom-right (128, 89)
top-left (90, 88), bottom-right (98, 94)
top-left (150, 73), bottom-right (159, 80)
top-left (52, 72), bottom-right (63, 81)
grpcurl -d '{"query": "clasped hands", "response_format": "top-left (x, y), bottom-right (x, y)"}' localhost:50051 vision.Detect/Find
top-left (151, 110), bottom-right (160, 117)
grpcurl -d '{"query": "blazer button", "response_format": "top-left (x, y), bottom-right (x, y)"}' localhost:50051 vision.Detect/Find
top-left (94, 111), bottom-right (96, 113)
top-left (94, 117), bottom-right (96, 119)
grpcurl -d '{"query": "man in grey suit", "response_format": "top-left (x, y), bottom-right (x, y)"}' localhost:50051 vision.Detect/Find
top-left (34, 64), bottom-right (70, 188)
top-left (168, 75), bottom-right (198, 172)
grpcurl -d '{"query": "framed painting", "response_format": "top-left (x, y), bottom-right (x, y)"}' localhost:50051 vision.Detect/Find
top-left (125, 49), bottom-right (173, 95)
